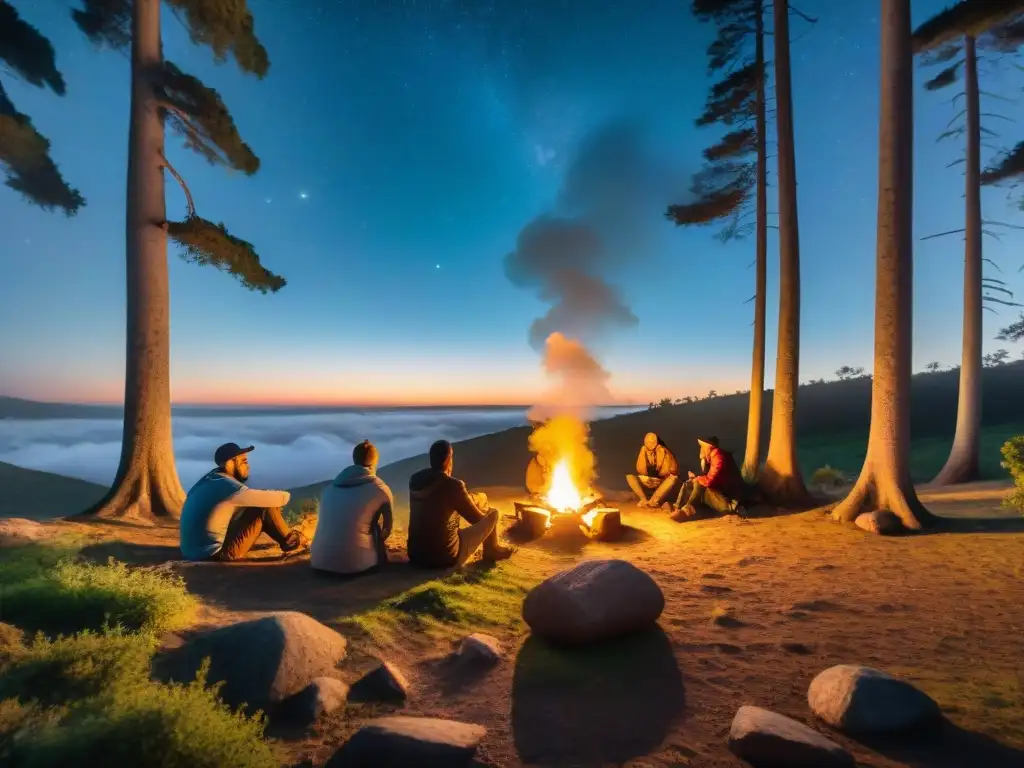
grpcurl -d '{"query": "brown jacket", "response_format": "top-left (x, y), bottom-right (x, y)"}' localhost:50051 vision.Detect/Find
top-left (635, 444), bottom-right (679, 478)
top-left (407, 468), bottom-right (486, 568)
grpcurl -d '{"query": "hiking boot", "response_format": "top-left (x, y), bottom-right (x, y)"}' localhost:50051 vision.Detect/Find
top-left (661, 502), bottom-right (673, 513)
top-left (670, 504), bottom-right (696, 522)
top-left (281, 530), bottom-right (310, 555)
top-left (483, 544), bottom-right (516, 562)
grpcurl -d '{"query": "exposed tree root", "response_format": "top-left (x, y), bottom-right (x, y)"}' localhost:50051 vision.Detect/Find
top-left (758, 465), bottom-right (814, 509)
top-left (831, 467), bottom-right (938, 530)
top-left (930, 442), bottom-right (981, 486)
top-left (70, 458), bottom-right (184, 523)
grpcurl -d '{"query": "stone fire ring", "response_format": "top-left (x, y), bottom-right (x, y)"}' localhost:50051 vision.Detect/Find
top-left (513, 501), bottom-right (623, 542)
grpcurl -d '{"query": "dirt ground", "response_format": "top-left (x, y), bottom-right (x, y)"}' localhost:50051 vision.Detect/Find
top-left (53, 481), bottom-right (1024, 768)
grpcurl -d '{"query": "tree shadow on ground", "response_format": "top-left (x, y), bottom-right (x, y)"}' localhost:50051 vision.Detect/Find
top-left (77, 539), bottom-right (453, 627)
top-left (853, 718), bottom-right (1024, 768)
top-left (511, 627), bottom-right (685, 766)
top-left (930, 516), bottom-right (1024, 535)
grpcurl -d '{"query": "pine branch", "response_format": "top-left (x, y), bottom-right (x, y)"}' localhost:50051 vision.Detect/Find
top-left (154, 61), bottom-right (259, 174)
top-left (0, 83), bottom-right (85, 215)
top-left (161, 152), bottom-right (195, 217)
top-left (165, 0), bottom-right (269, 78)
top-left (703, 128), bottom-right (757, 161)
top-left (981, 140), bottom-right (1024, 183)
top-left (925, 61), bottom-right (963, 90)
top-left (71, 0), bottom-right (131, 51)
top-left (996, 313), bottom-right (1024, 341)
top-left (912, 0), bottom-right (1024, 53)
top-left (167, 215), bottom-right (285, 293)
top-left (921, 227), bottom-right (965, 241)
top-left (788, 4), bottom-right (817, 24)
top-left (0, 1), bottom-right (66, 94)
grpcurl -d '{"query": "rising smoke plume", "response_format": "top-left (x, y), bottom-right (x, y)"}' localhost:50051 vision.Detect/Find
top-left (505, 120), bottom-right (687, 417)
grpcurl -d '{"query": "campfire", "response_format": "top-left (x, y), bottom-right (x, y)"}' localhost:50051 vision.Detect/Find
top-left (513, 415), bottom-right (622, 541)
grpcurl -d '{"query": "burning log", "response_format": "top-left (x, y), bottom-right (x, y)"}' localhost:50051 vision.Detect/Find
top-left (512, 500), bottom-right (622, 542)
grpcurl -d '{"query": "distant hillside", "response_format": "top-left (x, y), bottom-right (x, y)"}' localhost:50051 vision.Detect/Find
top-left (0, 396), bottom-right (121, 420)
top-left (0, 461), bottom-right (106, 520)
top-left (287, 361), bottom-right (1024, 506)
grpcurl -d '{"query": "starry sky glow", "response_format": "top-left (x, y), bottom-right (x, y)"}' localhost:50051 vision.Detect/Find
top-left (1, 0), bottom-right (1022, 406)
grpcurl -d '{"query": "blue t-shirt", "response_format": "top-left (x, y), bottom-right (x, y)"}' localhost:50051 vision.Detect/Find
top-left (179, 470), bottom-right (245, 560)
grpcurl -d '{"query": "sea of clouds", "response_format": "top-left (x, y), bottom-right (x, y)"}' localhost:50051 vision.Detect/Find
top-left (0, 406), bottom-right (637, 491)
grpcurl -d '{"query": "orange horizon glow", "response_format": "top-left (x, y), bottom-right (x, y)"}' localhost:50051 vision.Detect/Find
top-left (4, 367), bottom-right (750, 409)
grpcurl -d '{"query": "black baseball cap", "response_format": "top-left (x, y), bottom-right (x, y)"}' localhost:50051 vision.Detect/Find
top-left (214, 442), bottom-right (255, 466)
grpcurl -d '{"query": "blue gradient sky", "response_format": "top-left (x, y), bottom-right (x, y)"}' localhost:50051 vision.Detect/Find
top-left (1, 0), bottom-right (1022, 406)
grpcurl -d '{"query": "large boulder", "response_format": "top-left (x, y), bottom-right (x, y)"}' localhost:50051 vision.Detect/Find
top-left (728, 705), bottom-right (854, 767)
top-left (522, 559), bottom-right (664, 645)
top-left (325, 716), bottom-right (486, 767)
top-left (157, 611), bottom-right (347, 712)
top-left (808, 665), bottom-right (941, 735)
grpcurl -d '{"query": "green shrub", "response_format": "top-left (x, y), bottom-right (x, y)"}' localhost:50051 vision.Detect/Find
top-left (0, 559), bottom-right (198, 637)
top-left (0, 628), bottom-right (155, 707)
top-left (810, 464), bottom-right (848, 487)
top-left (4, 660), bottom-right (276, 768)
top-left (1000, 436), bottom-right (1024, 513)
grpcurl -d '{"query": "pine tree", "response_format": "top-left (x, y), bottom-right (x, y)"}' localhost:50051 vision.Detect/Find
top-left (0, 1), bottom-right (85, 214)
top-left (912, 0), bottom-right (1024, 487)
top-left (666, 0), bottom-right (770, 483)
top-left (832, 0), bottom-right (938, 531)
top-left (70, 0), bottom-right (285, 521)
top-left (758, 0), bottom-right (812, 506)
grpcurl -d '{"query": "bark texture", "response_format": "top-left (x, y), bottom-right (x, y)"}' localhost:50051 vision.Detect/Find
top-left (759, 0), bottom-right (809, 505)
top-left (73, 0), bottom-right (185, 521)
top-left (832, 0), bottom-right (937, 530)
top-left (931, 33), bottom-right (982, 486)
top-left (743, 0), bottom-right (768, 483)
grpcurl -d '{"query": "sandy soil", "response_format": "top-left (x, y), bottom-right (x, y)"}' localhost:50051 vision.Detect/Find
top-left (42, 480), bottom-right (1024, 768)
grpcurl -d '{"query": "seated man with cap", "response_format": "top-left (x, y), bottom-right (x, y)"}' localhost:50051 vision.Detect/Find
top-left (407, 439), bottom-right (515, 569)
top-left (311, 439), bottom-right (394, 576)
top-left (626, 431), bottom-right (680, 510)
top-left (672, 435), bottom-right (745, 520)
top-left (179, 442), bottom-right (308, 561)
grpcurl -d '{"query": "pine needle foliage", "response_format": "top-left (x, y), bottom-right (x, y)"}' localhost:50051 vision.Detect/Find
top-left (72, 0), bottom-right (283, 292)
top-left (168, 216), bottom-right (285, 294)
top-left (0, 1), bottom-right (85, 214)
top-left (666, 0), bottom-right (763, 240)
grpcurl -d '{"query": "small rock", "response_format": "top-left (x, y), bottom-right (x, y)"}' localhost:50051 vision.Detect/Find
top-left (285, 677), bottom-right (349, 725)
top-left (349, 660), bottom-right (409, 702)
top-left (855, 510), bottom-right (902, 535)
top-left (155, 611), bottom-right (347, 713)
top-left (808, 664), bottom-right (941, 734)
top-left (456, 633), bottom-right (502, 665)
top-left (729, 705), bottom-right (854, 767)
top-left (522, 559), bottom-right (664, 645)
top-left (325, 716), bottom-right (486, 768)
top-left (0, 518), bottom-right (46, 546)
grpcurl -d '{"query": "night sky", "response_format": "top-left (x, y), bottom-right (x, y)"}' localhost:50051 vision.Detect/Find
top-left (1, 0), bottom-right (1022, 406)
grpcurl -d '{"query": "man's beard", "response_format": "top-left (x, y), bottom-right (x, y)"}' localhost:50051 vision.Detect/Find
top-left (231, 466), bottom-right (249, 483)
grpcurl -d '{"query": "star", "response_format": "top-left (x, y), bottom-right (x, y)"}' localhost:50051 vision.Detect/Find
top-left (435, 264), bottom-right (441, 269)
top-left (299, 191), bottom-right (308, 200)
top-left (264, 197), bottom-right (272, 204)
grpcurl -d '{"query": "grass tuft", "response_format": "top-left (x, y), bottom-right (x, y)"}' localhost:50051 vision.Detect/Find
top-left (0, 555), bottom-right (198, 637)
top-left (809, 464), bottom-right (848, 488)
top-left (345, 562), bottom-right (538, 644)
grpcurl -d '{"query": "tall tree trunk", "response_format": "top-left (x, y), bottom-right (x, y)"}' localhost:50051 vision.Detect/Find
top-left (760, 0), bottom-right (809, 505)
top-left (72, 0), bottom-right (185, 521)
top-left (932, 34), bottom-right (982, 486)
top-left (743, 0), bottom-right (768, 483)
top-left (832, 0), bottom-right (936, 530)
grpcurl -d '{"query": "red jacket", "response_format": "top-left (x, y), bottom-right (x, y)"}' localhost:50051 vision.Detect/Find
top-left (696, 446), bottom-right (744, 498)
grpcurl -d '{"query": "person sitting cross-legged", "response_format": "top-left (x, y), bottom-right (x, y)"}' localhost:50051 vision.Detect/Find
top-left (311, 439), bottom-right (394, 576)
top-left (407, 439), bottom-right (515, 569)
top-left (625, 432), bottom-right (680, 510)
top-left (671, 435), bottom-right (746, 521)
top-left (179, 442), bottom-right (309, 562)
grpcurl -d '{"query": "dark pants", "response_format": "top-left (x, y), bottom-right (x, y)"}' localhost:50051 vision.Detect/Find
top-left (675, 481), bottom-right (738, 515)
top-left (626, 474), bottom-right (679, 505)
top-left (455, 508), bottom-right (500, 567)
top-left (213, 507), bottom-right (292, 561)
